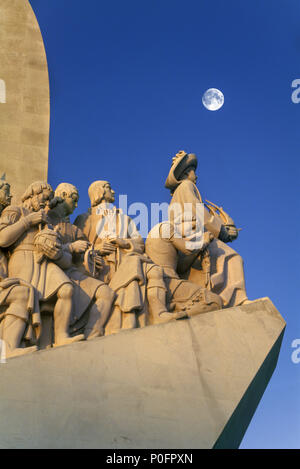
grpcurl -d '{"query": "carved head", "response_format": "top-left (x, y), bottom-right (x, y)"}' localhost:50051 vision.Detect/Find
top-left (54, 183), bottom-right (79, 216)
top-left (88, 181), bottom-right (115, 206)
top-left (179, 166), bottom-right (198, 184)
top-left (165, 151), bottom-right (198, 192)
top-left (21, 181), bottom-right (54, 212)
top-left (0, 181), bottom-right (12, 212)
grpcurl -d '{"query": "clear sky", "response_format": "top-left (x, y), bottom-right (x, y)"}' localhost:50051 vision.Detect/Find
top-left (29, 0), bottom-right (300, 449)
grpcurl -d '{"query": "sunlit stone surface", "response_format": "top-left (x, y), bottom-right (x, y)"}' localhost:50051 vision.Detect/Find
top-left (0, 297), bottom-right (285, 449)
top-left (0, 0), bottom-right (49, 203)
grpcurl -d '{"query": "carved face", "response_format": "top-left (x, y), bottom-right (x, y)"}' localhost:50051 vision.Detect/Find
top-left (0, 183), bottom-right (12, 209)
top-left (31, 188), bottom-right (54, 212)
top-left (62, 191), bottom-right (79, 216)
top-left (103, 183), bottom-right (115, 204)
top-left (183, 167), bottom-right (197, 184)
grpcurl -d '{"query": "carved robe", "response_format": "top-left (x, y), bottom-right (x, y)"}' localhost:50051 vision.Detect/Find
top-left (169, 179), bottom-right (248, 307)
top-left (0, 240), bottom-right (41, 342)
top-left (0, 206), bottom-right (72, 308)
top-left (145, 221), bottom-right (207, 310)
top-left (47, 213), bottom-right (113, 329)
top-left (75, 206), bottom-right (164, 317)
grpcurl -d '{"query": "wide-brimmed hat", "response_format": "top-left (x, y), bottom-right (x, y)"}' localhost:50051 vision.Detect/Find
top-left (165, 150), bottom-right (197, 191)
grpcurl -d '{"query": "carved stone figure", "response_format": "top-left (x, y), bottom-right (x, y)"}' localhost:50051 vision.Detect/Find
top-left (47, 183), bottom-right (115, 339)
top-left (0, 180), bottom-right (40, 357)
top-left (145, 221), bottom-right (221, 322)
top-left (75, 181), bottom-right (169, 332)
top-left (165, 151), bottom-right (249, 307)
top-left (0, 181), bottom-right (84, 348)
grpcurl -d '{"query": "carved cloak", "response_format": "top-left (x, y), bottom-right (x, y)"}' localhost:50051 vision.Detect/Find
top-left (169, 180), bottom-right (248, 307)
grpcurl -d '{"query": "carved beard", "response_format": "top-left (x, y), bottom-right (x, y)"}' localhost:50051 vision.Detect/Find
top-left (28, 191), bottom-right (53, 212)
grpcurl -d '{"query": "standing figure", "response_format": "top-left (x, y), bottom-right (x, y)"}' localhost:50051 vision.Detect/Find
top-left (165, 151), bottom-right (249, 308)
top-left (48, 183), bottom-right (115, 339)
top-left (75, 181), bottom-right (168, 332)
top-left (0, 181), bottom-right (84, 348)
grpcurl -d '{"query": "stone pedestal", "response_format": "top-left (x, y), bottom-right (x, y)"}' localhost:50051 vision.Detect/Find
top-left (0, 297), bottom-right (285, 449)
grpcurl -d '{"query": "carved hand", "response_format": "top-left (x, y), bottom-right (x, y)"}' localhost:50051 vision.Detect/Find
top-left (25, 209), bottom-right (48, 227)
top-left (109, 238), bottom-right (130, 249)
top-left (98, 241), bottom-right (117, 255)
top-left (94, 254), bottom-right (104, 269)
top-left (43, 241), bottom-right (62, 260)
top-left (70, 240), bottom-right (89, 253)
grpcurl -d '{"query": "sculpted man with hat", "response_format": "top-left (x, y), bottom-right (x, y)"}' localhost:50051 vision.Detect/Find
top-left (164, 150), bottom-right (249, 308)
top-left (0, 181), bottom-right (84, 348)
top-left (75, 180), bottom-right (169, 331)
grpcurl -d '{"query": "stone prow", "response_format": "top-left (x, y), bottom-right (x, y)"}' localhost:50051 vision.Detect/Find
top-left (0, 297), bottom-right (285, 449)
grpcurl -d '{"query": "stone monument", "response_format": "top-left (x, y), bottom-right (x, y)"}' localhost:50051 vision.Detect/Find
top-left (0, 297), bottom-right (285, 449)
top-left (0, 0), bottom-right (286, 449)
top-left (0, 0), bottom-right (49, 204)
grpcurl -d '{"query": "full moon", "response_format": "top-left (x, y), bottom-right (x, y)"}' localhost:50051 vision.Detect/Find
top-left (202, 88), bottom-right (224, 111)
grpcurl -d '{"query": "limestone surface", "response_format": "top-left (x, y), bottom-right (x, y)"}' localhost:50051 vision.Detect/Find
top-left (0, 297), bottom-right (285, 449)
top-left (0, 0), bottom-right (49, 203)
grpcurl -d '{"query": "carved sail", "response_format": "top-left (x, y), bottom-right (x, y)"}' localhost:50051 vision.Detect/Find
top-left (0, 0), bottom-right (49, 203)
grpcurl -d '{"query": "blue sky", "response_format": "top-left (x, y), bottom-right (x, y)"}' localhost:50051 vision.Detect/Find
top-left (30, 0), bottom-right (300, 448)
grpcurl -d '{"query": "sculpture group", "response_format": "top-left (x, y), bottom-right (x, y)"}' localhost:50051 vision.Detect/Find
top-left (0, 150), bottom-right (250, 358)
